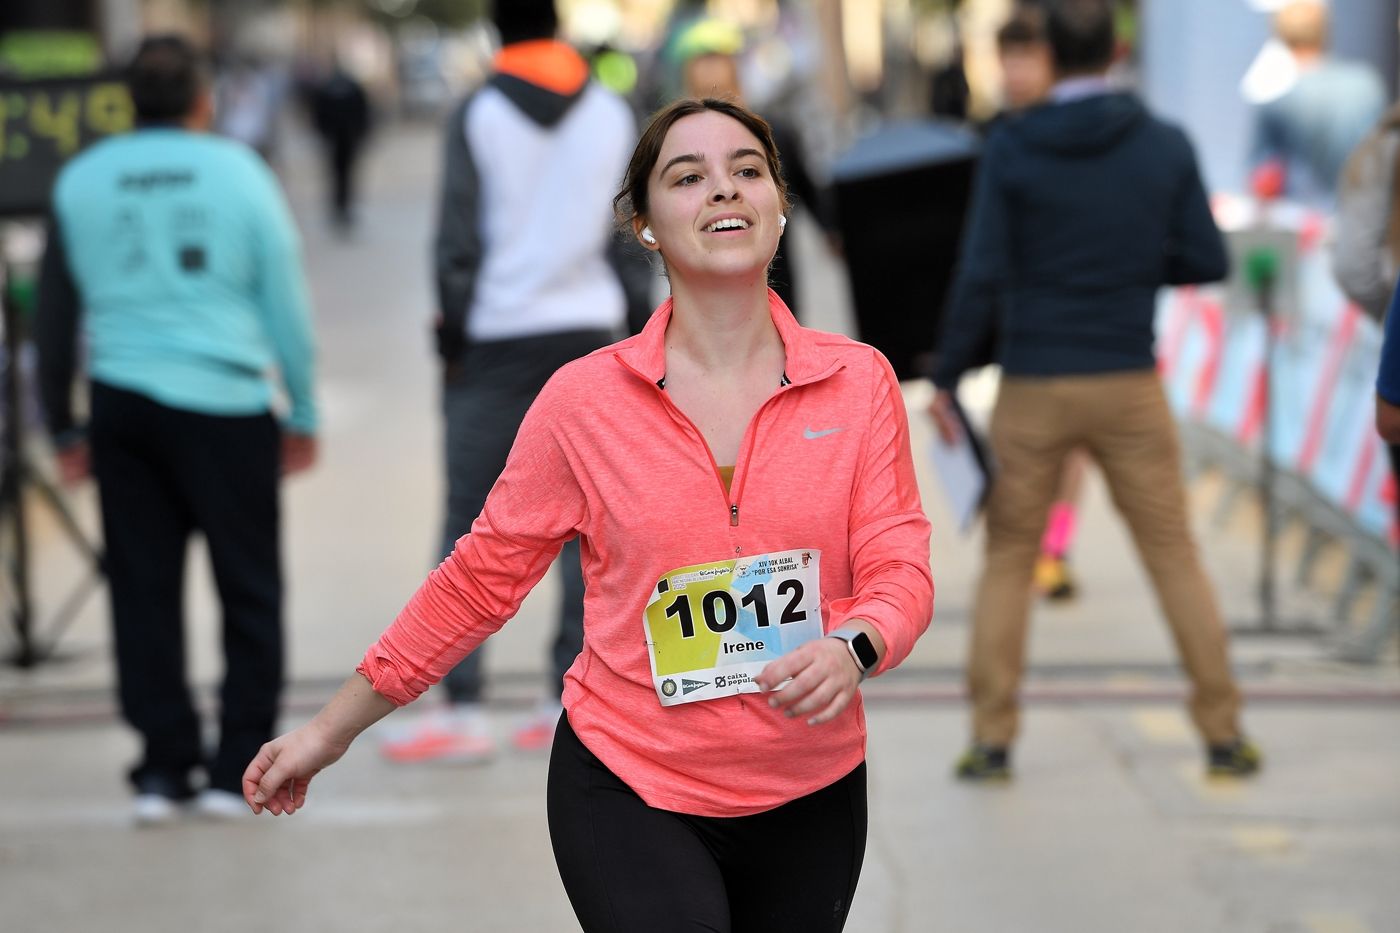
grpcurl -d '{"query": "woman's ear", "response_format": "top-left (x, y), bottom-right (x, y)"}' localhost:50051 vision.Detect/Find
top-left (634, 217), bottom-right (658, 249)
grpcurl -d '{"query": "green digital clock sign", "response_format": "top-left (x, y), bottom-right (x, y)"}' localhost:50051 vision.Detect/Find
top-left (0, 74), bottom-right (134, 218)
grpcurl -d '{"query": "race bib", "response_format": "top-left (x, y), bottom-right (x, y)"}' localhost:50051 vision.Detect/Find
top-left (643, 548), bottom-right (824, 706)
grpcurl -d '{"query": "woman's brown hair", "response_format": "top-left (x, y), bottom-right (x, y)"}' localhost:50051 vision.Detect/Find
top-left (613, 97), bottom-right (791, 227)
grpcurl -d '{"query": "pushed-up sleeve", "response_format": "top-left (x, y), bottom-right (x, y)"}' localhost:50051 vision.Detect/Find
top-left (826, 352), bottom-right (935, 674)
top-left (358, 379), bottom-right (589, 704)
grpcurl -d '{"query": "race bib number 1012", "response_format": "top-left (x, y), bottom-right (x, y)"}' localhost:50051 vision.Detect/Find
top-left (644, 548), bottom-right (824, 706)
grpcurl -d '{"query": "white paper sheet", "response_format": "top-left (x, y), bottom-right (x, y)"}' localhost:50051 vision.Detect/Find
top-left (928, 400), bottom-right (992, 534)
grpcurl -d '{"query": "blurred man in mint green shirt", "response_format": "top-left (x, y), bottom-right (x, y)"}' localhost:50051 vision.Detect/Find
top-left (36, 35), bottom-right (317, 824)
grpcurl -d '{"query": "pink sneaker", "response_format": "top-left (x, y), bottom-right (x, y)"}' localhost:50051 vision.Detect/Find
top-left (380, 707), bottom-right (496, 764)
top-left (511, 705), bottom-right (562, 752)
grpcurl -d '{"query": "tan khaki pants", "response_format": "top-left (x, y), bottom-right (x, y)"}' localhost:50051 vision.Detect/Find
top-left (968, 372), bottom-right (1242, 746)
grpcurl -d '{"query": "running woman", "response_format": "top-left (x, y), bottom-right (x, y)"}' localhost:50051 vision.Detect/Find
top-left (243, 97), bottom-right (934, 933)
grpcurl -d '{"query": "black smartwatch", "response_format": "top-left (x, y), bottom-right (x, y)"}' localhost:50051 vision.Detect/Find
top-left (828, 630), bottom-right (878, 681)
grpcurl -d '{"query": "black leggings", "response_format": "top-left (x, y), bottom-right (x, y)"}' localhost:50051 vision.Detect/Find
top-left (547, 713), bottom-right (867, 933)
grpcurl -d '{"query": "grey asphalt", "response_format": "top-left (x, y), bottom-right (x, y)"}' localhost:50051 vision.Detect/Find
top-left (1, 118), bottom-right (1397, 933)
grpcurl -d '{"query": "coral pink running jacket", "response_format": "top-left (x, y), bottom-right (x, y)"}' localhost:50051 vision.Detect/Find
top-left (359, 293), bottom-right (934, 816)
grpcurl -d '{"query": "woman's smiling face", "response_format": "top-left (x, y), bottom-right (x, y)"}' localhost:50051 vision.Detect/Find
top-left (640, 109), bottom-right (784, 283)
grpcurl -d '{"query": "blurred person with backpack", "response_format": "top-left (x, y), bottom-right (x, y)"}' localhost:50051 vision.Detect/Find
top-left (1335, 101), bottom-right (1400, 524)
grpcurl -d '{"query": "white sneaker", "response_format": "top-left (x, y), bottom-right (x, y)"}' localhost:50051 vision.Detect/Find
top-left (133, 793), bottom-right (181, 827)
top-left (193, 788), bottom-right (252, 821)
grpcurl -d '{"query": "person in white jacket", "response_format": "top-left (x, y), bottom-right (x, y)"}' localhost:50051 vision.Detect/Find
top-left (381, 0), bottom-right (636, 764)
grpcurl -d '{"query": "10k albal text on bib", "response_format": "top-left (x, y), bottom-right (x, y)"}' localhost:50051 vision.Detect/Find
top-left (644, 548), bottom-right (824, 706)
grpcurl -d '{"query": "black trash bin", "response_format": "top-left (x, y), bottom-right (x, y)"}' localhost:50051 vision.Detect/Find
top-left (831, 120), bottom-right (980, 381)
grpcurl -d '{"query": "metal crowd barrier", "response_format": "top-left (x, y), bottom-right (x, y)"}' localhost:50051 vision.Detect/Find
top-left (1157, 196), bottom-right (1399, 661)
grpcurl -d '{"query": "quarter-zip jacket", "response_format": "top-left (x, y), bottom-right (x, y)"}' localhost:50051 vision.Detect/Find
top-left (359, 292), bottom-right (934, 816)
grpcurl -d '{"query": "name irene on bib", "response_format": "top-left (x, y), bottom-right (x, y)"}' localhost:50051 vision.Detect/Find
top-left (644, 548), bottom-right (824, 707)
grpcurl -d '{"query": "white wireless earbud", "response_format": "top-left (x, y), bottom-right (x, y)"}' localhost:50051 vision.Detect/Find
top-left (641, 227), bottom-right (657, 245)
top-left (779, 215), bottom-right (787, 229)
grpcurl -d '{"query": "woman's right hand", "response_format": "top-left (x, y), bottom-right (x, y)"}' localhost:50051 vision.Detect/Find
top-left (242, 721), bottom-right (350, 816)
top-left (242, 672), bottom-right (396, 815)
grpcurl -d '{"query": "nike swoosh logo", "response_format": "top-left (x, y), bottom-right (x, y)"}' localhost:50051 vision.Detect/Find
top-left (804, 427), bottom-right (844, 440)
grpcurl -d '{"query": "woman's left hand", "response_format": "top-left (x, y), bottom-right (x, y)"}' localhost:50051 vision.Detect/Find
top-left (754, 636), bottom-right (864, 726)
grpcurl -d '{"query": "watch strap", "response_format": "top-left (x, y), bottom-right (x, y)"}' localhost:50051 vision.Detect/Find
top-left (827, 630), bottom-right (874, 681)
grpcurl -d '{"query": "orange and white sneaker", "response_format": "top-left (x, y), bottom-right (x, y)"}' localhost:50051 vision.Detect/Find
top-left (380, 705), bottom-right (497, 764)
top-left (511, 702), bottom-right (563, 752)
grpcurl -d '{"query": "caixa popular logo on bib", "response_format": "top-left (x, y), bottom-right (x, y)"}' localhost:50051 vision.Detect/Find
top-left (643, 548), bottom-right (824, 706)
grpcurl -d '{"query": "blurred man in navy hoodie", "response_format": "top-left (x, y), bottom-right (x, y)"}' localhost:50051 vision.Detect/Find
top-left (929, 0), bottom-right (1260, 782)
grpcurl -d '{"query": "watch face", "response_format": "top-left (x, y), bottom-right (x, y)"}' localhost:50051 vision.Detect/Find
top-left (851, 632), bottom-right (878, 670)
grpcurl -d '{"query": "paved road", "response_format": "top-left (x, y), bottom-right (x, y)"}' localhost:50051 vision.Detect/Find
top-left (0, 117), bottom-right (1397, 933)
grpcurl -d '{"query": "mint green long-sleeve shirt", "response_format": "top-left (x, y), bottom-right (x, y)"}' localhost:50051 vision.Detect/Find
top-left (49, 128), bottom-right (316, 433)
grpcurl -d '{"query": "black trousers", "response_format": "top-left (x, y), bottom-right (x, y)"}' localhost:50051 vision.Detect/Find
top-left (89, 382), bottom-right (282, 795)
top-left (328, 137), bottom-right (359, 222)
top-left (547, 713), bottom-right (867, 933)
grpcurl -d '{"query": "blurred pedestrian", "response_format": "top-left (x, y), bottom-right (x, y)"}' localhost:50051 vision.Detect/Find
top-left (1333, 102), bottom-right (1400, 321)
top-left (643, 0), bottom-right (710, 111)
top-left (1374, 284), bottom-right (1400, 495)
top-left (928, 47), bottom-right (971, 121)
top-left (1333, 101), bottom-right (1400, 525)
top-left (993, 3), bottom-right (1054, 119)
top-left (928, 0), bottom-right (1260, 781)
top-left (310, 63), bottom-right (371, 231)
top-left (589, 42), bottom-right (640, 102)
top-left (35, 34), bottom-right (318, 824)
top-left (582, 40), bottom-right (658, 337)
top-left (378, 0), bottom-right (635, 764)
top-left (1249, 0), bottom-right (1385, 207)
top-left (677, 20), bottom-right (839, 320)
top-left (244, 96), bottom-right (932, 933)
top-left (988, 2), bottom-right (1089, 601)
top-left (214, 55), bottom-right (282, 161)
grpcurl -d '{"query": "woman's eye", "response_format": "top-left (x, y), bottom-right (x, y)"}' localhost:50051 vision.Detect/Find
top-left (738, 166), bottom-right (761, 178)
top-left (676, 173), bottom-right (700, 186)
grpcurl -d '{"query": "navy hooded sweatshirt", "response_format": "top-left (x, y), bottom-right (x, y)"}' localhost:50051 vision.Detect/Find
top-left (931, 92), bottom-right (1229, 388)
